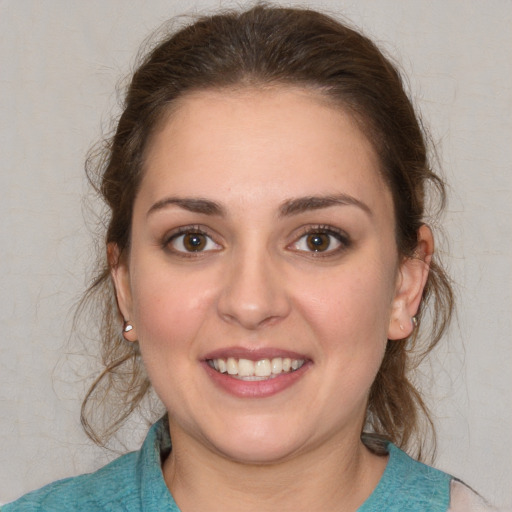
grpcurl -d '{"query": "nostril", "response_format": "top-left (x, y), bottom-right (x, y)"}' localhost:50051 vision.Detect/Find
top-left (218, 305), bottom-right (284, 330)
top-left (217, 277), bottom-right (291, 329)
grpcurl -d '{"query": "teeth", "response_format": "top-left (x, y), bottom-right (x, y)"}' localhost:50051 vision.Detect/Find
top-left (226, 357), bottom-right (237, 375)
top-left (217, 359), bottom-right (227, 373)
top-left (254, 359), bottom-right (271, 377)
top-left (208, 357), bottom-right (305, 380)
top-left (238, 358), bottom-right (255, 377)
top-left (271, 357), bottom-right (283, 374)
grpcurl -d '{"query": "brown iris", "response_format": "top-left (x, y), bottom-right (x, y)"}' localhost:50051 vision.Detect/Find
top-left (183, 233), bottom-right (207, 251)
top-left (306, 233), bottom-right (330, 252)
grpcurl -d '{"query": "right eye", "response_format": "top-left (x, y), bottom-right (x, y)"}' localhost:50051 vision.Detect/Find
top-left (167, 230), bottom-right (221, 254)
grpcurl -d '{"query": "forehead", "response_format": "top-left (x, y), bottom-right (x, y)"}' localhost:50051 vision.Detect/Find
top-left (140, 87), bottom-right (392, 215)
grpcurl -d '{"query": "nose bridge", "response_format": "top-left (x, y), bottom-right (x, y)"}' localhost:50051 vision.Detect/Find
top-left (217, 236), bottom-right (290, 329)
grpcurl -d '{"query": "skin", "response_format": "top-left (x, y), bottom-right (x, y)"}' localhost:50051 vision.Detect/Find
top-left (112, 87), bottom-right (433, 511)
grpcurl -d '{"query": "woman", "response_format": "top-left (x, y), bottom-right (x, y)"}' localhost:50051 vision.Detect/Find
top-left (3, 5), bottom-right (495, 511)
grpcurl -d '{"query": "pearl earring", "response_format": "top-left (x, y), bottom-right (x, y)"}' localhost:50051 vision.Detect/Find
top-left (122, 321), bottom-right (135, 342)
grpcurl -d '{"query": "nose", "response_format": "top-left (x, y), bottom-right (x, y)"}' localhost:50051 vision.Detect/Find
top-left (217, 246), bottom-right (291, 330)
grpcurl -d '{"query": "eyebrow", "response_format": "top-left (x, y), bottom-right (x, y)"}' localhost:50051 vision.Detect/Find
top-left (279, 194), bottom-right (372, 217)
top-left (147, 197), bottom-right (225, 217)
top-left (147, 193), bottom-right (372, 218)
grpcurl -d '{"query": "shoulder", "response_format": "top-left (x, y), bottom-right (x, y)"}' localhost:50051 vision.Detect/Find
top-left (2, 417), bottom-right (174, 512)
top-left (360, 441), bottom-right (502, 512)
top-left (2, 450), bottom-right (140, 512)
top-left (389, 443), bottom-right (452, 504)
top-left (360, 442), bottom-right (452, 510)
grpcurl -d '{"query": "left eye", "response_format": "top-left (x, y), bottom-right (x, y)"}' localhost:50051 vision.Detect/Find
top-left (169, 232), bottom-right (221, 253)
top-left (292, 231), bottom-right (344, 253)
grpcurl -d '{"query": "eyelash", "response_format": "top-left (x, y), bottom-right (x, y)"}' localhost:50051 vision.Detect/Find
top-left (289, 225), bottom-right (351, 257)
top-left (162, 224), bottom-right (351, 258)
top-left (163, 225), bottom-right (221, 257)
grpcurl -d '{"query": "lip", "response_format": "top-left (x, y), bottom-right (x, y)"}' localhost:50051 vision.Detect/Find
top-left (202, 347), bottom-right (312, 398)
top-left (203, 346), bottom-right (308, 361)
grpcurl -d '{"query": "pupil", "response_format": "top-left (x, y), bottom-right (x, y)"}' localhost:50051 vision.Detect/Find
top-left (185, 233), bottom-right (205, 251)
top-left (307, 233), bottom-right (329, 251)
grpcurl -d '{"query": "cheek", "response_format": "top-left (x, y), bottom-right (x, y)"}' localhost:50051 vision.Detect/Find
top-left (294, 259), bottom-right (396, 344)
top-left (130, 266), bottom-right (218, 353)
top-left (292, 258), bottom-right (396, 399)
top-left (128, 268), bottom-right (220, 411)
top-left (288, 263), bottom-right (393, 418)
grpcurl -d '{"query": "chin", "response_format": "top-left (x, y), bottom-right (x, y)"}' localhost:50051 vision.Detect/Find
top-left (215, 439), bottom-right (301, 465)
top-left (203, 419), bottom-right (309, 465)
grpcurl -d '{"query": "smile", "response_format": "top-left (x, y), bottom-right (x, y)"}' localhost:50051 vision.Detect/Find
top-left (207, 357), bottom-right (306, 380)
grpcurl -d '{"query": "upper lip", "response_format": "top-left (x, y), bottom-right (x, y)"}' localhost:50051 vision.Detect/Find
top-left (203, 346), bottom-right (310, 361)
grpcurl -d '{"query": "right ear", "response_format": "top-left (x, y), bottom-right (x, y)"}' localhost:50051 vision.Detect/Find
top-left (108, 242), bottom-right (137, 342)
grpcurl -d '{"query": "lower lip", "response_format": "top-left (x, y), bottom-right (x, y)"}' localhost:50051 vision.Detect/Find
top-left (202, 361), bottom-right (311, 398)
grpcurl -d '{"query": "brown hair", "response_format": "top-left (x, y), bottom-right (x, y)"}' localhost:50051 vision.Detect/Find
top-left (80, 4), bottom-right (453, 457)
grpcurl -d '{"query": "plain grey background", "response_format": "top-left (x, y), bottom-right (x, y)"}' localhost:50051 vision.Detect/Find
top-left (1, 0), bottom-right (511, 507)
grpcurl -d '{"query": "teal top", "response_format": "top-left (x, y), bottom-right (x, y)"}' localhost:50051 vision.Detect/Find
top-left (3, 417), bottom-right (452, 511)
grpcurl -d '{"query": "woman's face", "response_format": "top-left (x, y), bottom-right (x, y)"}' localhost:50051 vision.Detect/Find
top-left (114, 87), bottom-right (427, 464)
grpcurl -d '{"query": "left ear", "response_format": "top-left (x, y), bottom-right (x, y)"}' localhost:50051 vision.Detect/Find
top-left (388, 225), bottom-right (434, 340)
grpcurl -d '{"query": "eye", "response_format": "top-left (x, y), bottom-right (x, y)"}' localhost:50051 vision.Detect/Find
top-left (290, 227), bottom-right (349, 255)
top-left (303, 233), bottom-right (334, 252)
top-left (167, 229), bottom-right (221, 254)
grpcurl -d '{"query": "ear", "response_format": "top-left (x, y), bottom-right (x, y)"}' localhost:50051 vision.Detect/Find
top-left (108, 242), bottom-right (137, 342)
top-left (388, 225), bottom-right (434, 340)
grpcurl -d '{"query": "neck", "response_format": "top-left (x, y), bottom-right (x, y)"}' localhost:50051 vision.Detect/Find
top-left (163, 423), bottom-right (387, 512)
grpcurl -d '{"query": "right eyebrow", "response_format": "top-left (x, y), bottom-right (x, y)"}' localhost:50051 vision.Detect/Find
top-left (146, 197), bottom-right (225, 217)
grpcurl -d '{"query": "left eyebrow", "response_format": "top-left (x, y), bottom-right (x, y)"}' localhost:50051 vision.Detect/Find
top-left (279, 194), bottom-right (373, 217)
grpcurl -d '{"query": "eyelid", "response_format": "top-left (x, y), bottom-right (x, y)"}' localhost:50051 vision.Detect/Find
top-left (163, 224), bottom-right (223, 256)
top-left (288, 224), bottom-right (351, 256)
